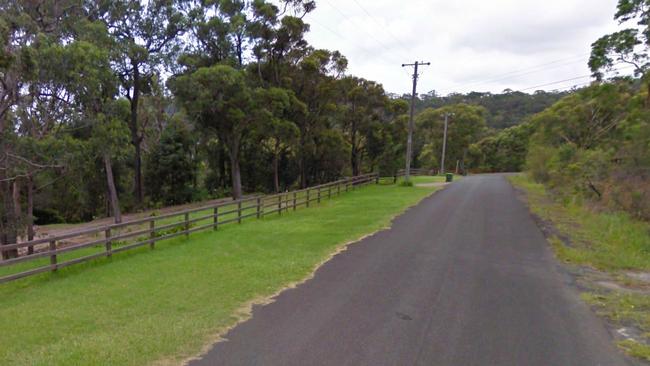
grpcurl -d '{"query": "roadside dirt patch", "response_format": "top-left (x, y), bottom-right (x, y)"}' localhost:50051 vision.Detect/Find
top-left (595, 281), bottom-right (650, 295)
top-left (626, 272), bottom-right (650, 284)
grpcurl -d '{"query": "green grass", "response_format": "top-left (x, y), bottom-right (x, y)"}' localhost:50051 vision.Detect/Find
top-left (509, 174), bottom-right (650, 360)
top-left (400, 175), bottom-right (458, 184)
top-left (508, 174), bottom-right (650, 271)
top-left (583, 292), bottom-right (650, 361)
top-left (1, 193), bottom-right (308, 279)
top-left (0, 183), bottom-right (440, 366)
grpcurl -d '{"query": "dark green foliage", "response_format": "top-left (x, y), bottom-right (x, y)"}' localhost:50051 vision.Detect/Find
top-left (468, 122), bottom-right (535, 172)
top-left (525, 81), bottom-right (650, 220)
top-left (415, 104), bottom-right (488, 173)
top-left (411, 90), bottom-right (567, 129)
top-left (145, 120), bottom-right (198, 205)
top-left (32, 208), bottom-right (64, 225)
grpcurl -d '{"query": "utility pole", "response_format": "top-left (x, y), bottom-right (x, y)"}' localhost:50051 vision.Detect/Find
top-left (440, 112), bottom-right (453, 175)
top-left (402, 61), bottom-right (430, 183)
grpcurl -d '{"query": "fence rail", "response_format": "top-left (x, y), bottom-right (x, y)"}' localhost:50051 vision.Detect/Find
top-left (0, 173), bottom-right (379, 284)
top-left (391, 168), bottom-right (437, 183)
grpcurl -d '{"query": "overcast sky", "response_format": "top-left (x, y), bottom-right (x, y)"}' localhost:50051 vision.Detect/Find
top-left (301, 0), bottom-right (625, 96)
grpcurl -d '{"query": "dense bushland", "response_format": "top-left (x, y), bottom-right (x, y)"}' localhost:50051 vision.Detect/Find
top-left (523, 0), bottom-right (650, 221)
top-left (526, 81), bottom-right (650, 220)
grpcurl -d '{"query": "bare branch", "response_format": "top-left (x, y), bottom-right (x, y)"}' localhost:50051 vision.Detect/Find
top-left (6, 153), bottom-right (64, 170)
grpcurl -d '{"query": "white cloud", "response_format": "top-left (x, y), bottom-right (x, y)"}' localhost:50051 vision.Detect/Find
top-left (303, 0), bottom-right (624, 95)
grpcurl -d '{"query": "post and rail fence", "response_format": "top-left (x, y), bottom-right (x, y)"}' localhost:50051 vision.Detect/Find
top-left (393, 168), bottom-right (436, 183)
top-left (0, 173), bottom-right (379, 285)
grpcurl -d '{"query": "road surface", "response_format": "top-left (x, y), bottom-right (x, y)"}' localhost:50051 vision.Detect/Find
top-left (189, 175), bottom-right (635, 366)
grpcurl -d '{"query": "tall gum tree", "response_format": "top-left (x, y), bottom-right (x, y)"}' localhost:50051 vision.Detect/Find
top-left (98, 0), bottom-right (188, 205)
top-left (170, 65), bottom-right (263, 200)
top-left (590, 0), bottom-right (650, 104)
top-left (0, 1), bottom-right (76, 257)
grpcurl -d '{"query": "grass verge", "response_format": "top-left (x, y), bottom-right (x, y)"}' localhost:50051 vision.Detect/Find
top-left (509, 174), bottom-right (650, 361)
top-left (0, 183), bottom-right (441, 366)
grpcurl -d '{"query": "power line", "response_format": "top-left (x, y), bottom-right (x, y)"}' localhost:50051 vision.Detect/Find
top-left (463, 58), bottom-right (589, 88)
top-left (518, 65), bottom-right (635, 92)
top-left (554, 80), bottom-right (594, 91)
top-left (349, 0), bottom-right (412, 56)
top-left (308, 16), bottom-right (414, 91)
top-left (519, 75), bottom-right (594, 91)
top-left (454, 54), bottom-right (590, 90)
top-left (322, 0), bottom-right (403, 64)
top-left (308, 17), bottom-right (402, 68)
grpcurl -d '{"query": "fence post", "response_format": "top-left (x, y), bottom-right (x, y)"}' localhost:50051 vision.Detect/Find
top-left (213, 207), bottom-right (219, 230)
top-left (105, 228), bottom-right (112, 258)
top-left (375, 174), bottom-right (379, 184)
top-left (149, 220), bottom-right (156, 249)
top-left (328, 185), bottom-right (332, 199)
top-left (306, 189), bottom-right (310, 207)
top-left (184, 213), bottom-right (190, 238)
top-left (282, 193), bottom-right (285, 213)
top-left (317, 187), bottom-right (321, 203)
top-left (256, 197), bottom-right (262, 218)
top-left (237, 201), bottom-right (242, 223)
top-left (49, 239), bottom-right (57, 272)
top-left (293, 192), bottom-right (297, 211)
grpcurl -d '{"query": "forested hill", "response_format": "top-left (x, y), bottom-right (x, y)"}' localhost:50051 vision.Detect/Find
top-left (398, 90), bottom-right (568, 129)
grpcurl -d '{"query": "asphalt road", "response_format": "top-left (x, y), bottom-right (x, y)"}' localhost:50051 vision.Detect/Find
top-left (189, 175), bottom-right (635, 366)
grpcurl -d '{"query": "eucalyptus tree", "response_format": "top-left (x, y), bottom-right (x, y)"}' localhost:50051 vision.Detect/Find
top-left (285, 49), bottom-right (347, 186)
top-left (170, 65), bottom-right (264, 199)
top-left (0, 0), bottom-right (84, 256)
top-left (145, 118), bottom-right (197, 205)
top-left (257, 87), bottom-right (304, 192)
top-left (590, 0), bottom-right (650, 103)
top-left (337, 77), bottom-right (389, 176)
top-left (96, 0), bottom-right (189, 205)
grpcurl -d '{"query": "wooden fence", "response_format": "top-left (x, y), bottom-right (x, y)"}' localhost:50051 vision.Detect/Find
top-left (0, 173), bottom-right (379, 284)
top-left (393, 168), bottom-right (436, 182)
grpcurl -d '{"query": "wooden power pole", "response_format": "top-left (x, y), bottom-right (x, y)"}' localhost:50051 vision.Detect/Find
top-left (440, 112), bottom-right (453, 175)
top-left (402, 61), bottom-right (430, 183)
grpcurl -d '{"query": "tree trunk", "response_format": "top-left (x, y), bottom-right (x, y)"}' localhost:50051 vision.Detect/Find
top-left (230, 153), bottom-right (243, 200)
top-left (104, 154), bottom-right (122, 224)
top-left (299, 131), bottom-right (307, 188)
top-left (27, 174), bottom-right (34, 254)
top-left (219, 143), bottom-right (228, 189)
top-left (129, 63), bottom-right (144, 206)
top-left (0, 102), bottom-right (18, 259)
top-left (133, 140), bottom-right (143, 204)
top-left (273, 153), bottom-right (280, 193)
top-left (350, 119), bottom-right (359, 176)
top-left (12, 179), bottom-right (21, 228)
top-left (0, 179), bottom-right (18, 259)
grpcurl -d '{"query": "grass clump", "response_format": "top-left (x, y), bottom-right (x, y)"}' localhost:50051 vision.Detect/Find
top-left (0, 183), bottom-right (441, 366)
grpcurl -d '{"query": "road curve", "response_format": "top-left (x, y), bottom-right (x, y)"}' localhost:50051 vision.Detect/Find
top-left (189, 175), bottom-right (635, 366)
